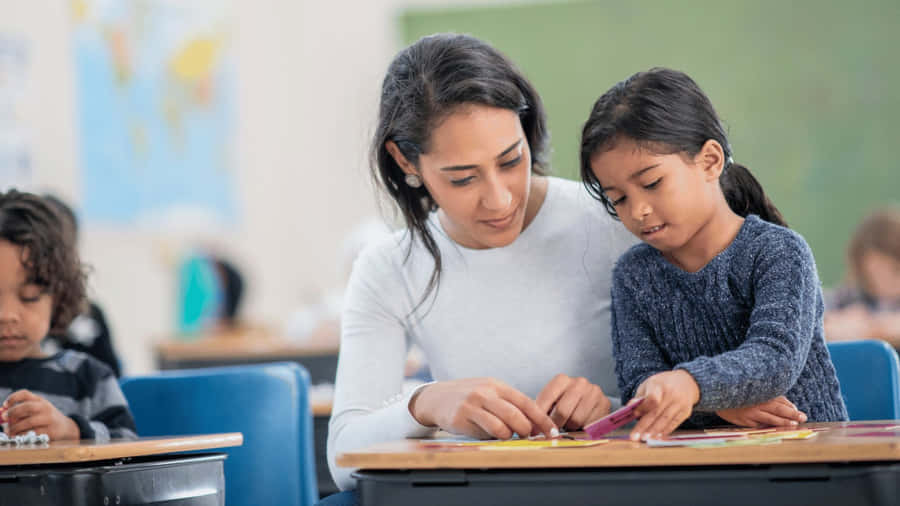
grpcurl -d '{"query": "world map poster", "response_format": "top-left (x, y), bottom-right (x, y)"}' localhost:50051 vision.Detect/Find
top-left (72, 0), bottom-right (236, 226)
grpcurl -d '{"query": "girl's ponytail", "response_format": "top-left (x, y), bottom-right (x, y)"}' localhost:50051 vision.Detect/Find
top-left (720, 162), bottom-right (787, 227)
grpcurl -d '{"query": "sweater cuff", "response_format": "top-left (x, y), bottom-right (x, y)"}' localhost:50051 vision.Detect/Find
top-left (69, 414), bottom-right (94, 440)
top-left (675, 359), bottom-right (725, 412)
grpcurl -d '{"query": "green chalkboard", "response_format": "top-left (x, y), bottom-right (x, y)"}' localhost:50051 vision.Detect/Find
top-left (400, 0), bottom-right (899, 286)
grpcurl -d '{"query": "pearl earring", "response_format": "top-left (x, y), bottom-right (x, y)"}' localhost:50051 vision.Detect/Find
top-left (405, 173), bottom-right (423, 188)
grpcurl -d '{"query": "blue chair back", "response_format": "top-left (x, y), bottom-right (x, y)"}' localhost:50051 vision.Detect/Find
top-left (121, 362), bottom-right (318, 506)
top-left (828, 340), bottom-right (900, 420)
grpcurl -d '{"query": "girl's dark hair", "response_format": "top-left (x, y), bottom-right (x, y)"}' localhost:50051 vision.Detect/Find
top-left (580, 68), bottom-right (786, 227)
top-left (0, 189), bottom-right (86, 332)
top-left (371, 33), bottom-right (549, 307)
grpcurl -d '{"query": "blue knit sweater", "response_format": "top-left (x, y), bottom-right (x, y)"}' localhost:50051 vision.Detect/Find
top-left (611, 215), bottom-right (848, 427)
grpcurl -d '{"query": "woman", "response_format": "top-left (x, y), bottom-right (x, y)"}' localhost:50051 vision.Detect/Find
top-left (326, 33), bottom-right (635, 498)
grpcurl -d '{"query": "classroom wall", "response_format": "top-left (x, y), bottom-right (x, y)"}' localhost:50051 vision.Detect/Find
top-left (6, 0), bottom-right (892, 374)
top-left (401, 0), bottom-right (900, 287)
top-left (3, 0), bottom-right (527, 374)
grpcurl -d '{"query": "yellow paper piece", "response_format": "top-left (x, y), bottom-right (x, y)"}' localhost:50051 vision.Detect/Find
top-left (456, 439), bottom-right (608, 449)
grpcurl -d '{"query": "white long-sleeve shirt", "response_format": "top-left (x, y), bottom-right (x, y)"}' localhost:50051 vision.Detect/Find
top-left (327, 176), bottom-right (636, 490)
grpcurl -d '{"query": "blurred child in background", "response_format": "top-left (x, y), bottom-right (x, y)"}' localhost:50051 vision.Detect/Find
top-left (0, 189), bottom-right (136, 441)
top-left (826, 207), bottom-right (900, 346)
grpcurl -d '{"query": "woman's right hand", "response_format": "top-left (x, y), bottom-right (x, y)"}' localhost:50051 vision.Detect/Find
top-left (716, 396), bottom-right (807, 428)
top-left (408, 378), bottom-right (558, 440)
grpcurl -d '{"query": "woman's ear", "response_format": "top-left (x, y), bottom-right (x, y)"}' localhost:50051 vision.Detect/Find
top-left (385, 140), bottom-right (418, 176)
top-left (697, 139), bottom-right (726, 182)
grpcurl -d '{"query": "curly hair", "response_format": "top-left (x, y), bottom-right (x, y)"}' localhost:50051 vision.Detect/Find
top-left (0, 189), bottom-right (86, 332)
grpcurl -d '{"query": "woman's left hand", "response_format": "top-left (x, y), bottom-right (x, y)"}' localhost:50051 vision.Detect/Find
top-left (535, 374), bottom-right (612, 432)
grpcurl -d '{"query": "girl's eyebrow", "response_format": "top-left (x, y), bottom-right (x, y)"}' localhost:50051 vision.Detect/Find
top-left (601, 164), bottom-right (661, 192)
top-left (439, 139), bottom-right (523, 172)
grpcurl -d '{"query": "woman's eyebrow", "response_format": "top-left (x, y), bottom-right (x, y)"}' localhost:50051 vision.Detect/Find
top-left (439, 139), bottom-right (522, 172)
top-left (496, 139), bottom-right (522, 159)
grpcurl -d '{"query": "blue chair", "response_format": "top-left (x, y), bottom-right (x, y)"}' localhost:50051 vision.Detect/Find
top-left (121, 362), bottom-right (318, 506)
top-left (828, 340), bottom-right (900, 420)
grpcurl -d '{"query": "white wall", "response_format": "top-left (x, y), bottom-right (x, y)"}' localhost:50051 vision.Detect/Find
top-left (0, 0), bottom-right (519, 374)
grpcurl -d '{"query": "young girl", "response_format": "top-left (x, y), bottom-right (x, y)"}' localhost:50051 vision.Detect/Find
top-left (825, 208), bottom-right (900, 345)
top-left (580, 68), bottom-right (848, 441)
top-left (0, 189), bottom-right (136, 442)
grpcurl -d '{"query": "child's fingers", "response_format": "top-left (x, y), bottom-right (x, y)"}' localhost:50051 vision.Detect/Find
top-left (629, 405), bottom-right (661, 441)
top-left (4, 389), bottom-right (41, 407)
top-left (772, 396), bottom-right (798, 410)
top-left (7, 413), bottom-right (49, 437)
top-left (6, 400), bottom-right (42, 424)
top-left (644, 403), bottom-right (684, 439)
top-left (15, 425), bottom-right (52, 438)
top-left (761, 401), bottom-right (806, 423)
top-left (749, 410), bottom-right (799, 428)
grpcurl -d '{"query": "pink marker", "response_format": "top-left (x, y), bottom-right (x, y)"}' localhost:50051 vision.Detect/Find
top-left (584, 398), bottom-right (645, 440)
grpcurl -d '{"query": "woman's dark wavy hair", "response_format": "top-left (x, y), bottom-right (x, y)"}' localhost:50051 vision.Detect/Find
top-left (580, 68), bottom-right (786, 227)
top-left (372, 33), bottom-right (549, 307)
top-left (0, 189), bottom-right (86, 332)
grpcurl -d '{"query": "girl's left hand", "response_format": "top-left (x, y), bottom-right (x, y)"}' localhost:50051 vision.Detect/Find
top-left (535, 374), bottom-right (612, 432)
top-left (3, 390), bottom-right (81, 441)
top-left (630, 370), bottom-right (700, 441)
top-left (716, 396), bottom-right (807, 428)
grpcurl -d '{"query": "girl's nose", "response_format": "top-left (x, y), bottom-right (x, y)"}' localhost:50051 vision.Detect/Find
top-left (631, 201), bottom-right (652, 222)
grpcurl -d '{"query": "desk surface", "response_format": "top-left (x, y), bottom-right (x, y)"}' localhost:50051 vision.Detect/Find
top-left (337, 421), bottom-right (900, 470)
top-left (156, 323), bottom-right (339, 361)
top-left (0, 433), bottom-right (243, 466)
top-left (312, 401), bottom-right (332, 417)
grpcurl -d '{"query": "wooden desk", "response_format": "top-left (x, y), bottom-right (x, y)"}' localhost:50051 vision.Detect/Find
top-left (0, 433), bottom-right (243, 465)
top-left (0, 434), bottom-right (243, 506)
top-left (339, 422), bottom-right (900, 506)
top-left (155, 324), bottom-right (340, 384)
top-left (312, 400), bottom-right (333, 417)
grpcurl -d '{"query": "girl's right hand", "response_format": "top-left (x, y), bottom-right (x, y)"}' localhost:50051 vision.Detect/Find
top-left (408, 378), bottom-right (558, 440)
top-left (629, 370), bottom-right (700, 441)
top-left (716, 396), bottom-right (807, 428)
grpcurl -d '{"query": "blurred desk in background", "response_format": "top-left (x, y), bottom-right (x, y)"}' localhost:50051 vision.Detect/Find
top-left (155, 323), bottom-right (340, 384)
